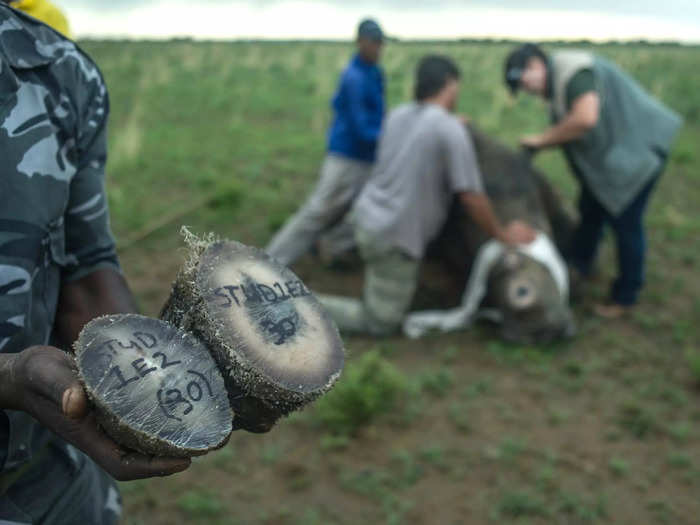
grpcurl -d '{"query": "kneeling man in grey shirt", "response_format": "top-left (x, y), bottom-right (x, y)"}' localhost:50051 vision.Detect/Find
top-left (318, 55), bottom-right (535, 336)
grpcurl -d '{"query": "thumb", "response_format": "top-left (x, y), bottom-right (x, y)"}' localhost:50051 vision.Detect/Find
top-left (19, 346), bottom-right (89, 420)
top-left (47, 357), bottom-right (88, 420)
top-left (61, 383), bottom-right (88, 419)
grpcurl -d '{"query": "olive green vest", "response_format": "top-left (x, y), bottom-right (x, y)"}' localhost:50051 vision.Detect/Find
top-left (550, 51), bottom-right (683, 215)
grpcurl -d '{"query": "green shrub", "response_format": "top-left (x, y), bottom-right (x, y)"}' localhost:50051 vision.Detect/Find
top-left (207, 181), bottom-right (243, 209)
top-left (616, 402), bottom-right (657, 439)
top-left (495, 490), bottom-right (548, 518)
top-left (418, 367), bottom-right (454, 397)
top-left (667, 452), bottom-right (693, 469)
top-left (686, 349), bottom-right (700, 384)
top-left (313, 349), bottom-right (409, 436)
top-left (608, 457), bottom-right (630, 477)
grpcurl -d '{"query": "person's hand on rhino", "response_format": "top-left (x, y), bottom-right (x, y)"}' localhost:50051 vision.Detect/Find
top-left (459, 192), bottom-right (537, 246)
top-left (501, 220), bottom-right (537, 245)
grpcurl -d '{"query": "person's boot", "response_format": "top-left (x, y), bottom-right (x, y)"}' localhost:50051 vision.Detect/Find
top-left (593, 302), bottom-right (634, 319)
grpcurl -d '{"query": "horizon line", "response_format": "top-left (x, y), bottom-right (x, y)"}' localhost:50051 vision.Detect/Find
top-left (73, 35), bottom-right (700, 46)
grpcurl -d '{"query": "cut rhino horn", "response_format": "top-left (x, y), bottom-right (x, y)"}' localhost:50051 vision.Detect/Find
top-left (160, 232), bottom-right (345, 432)
top-left (74, 314), bottom-right (233, 457)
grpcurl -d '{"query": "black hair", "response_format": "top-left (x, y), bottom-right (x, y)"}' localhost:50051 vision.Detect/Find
top-left (504, 43), bottom-right (548, 94)
top-left (414, 55), bottom-right (461, 101)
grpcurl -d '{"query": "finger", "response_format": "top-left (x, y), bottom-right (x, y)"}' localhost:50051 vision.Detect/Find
top-left (19, 347), bottom-right (89, 418)
top-left (18, 348), bottom-right (191, 481)
top-left (119, 452), bottom-right (192, 479)
top-left (57, 411), bottom-right (191, 481)
top-left (86, 417), bottom-right (191, 480)
top-left (43, 363), bottom-right (90, 419)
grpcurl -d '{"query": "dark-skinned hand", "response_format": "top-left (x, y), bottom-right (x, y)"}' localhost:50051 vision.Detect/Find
top-left (0, 345), bottom-right (191, 481)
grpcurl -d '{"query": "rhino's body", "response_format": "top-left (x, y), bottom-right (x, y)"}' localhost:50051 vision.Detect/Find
top-left (422, 125), bottom-right (577, 344)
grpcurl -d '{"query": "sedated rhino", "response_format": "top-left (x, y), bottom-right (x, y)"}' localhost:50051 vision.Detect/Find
top-left (409, 124), bottom-right (578, 344)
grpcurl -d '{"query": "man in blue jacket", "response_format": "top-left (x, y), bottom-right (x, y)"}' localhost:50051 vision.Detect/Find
top-left (266, 19), bottom-right (385, 266)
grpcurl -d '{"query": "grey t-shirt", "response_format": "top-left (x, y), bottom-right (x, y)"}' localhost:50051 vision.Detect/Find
top-left (353, 102), bottom-right (484, 259)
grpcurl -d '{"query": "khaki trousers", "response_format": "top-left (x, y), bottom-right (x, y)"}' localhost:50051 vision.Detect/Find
top-left (266, 154), bottom-right (371, 266)
top-left (318, 228), bottom-right (420, 336)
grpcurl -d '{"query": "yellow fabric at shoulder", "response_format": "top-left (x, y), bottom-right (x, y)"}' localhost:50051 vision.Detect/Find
top-left (11, 0), bottom-right (72, 38)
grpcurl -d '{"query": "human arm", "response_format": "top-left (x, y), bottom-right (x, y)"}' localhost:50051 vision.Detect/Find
top-left (30, 267), bottom-right (191, 481)
top-left (520, 91), bottom-right (600, 150)
top-left (0, 59), bottom-right (191, 480)
top-left (53, 268), bottom-right (137, 349)
top-left (53, 59), bottom-right (137, 349)
top-left (4, 186), bottom-right (193, 479)
top-left (521, 68), bottom-right (599, 151)
top-left (459, 192), bottom-right (536, 245)
top-left (0, 345), bottom-right (190, 480)
top-left (31, 268), bottom-right (190, 480)
top-left (446, 120), bottom-right (536, 245)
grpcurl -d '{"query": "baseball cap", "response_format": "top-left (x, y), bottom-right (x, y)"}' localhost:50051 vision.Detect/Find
top-left (358, 19), bottom-right (384, 42)
top-left (504, 43), bottom-right (546, 94)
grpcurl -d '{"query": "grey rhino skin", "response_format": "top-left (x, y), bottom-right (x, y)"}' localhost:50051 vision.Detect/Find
top-left (425, 124), bottom-right (577, 344)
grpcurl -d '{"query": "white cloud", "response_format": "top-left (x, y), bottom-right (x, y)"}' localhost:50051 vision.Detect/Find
top-left (63, 0), bottom-right (700, 42)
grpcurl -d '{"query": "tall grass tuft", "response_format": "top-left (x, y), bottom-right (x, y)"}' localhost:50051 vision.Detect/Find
top-left (686, 349), bottom-right (700, 385)
top-left (313, 349), bottom-right (409, 436)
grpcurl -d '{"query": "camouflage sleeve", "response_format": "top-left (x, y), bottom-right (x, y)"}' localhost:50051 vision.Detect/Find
top-left (62, 62), bottom-right (121, 282)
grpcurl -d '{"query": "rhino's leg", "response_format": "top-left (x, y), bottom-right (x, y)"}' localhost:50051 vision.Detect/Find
top-left (426, 200), bottom-right (473, 271)
top-left (530, 169), bottom-right (578, 258)
top-left (418, 199), bottom-right (479, 310)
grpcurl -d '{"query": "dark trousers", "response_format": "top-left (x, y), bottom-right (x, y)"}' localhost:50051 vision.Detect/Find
top-left (570, 173), bottom-right (661, 306)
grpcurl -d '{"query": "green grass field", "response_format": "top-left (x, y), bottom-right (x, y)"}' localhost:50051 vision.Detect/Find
top-left (80, 39), bottom-right (700, 524)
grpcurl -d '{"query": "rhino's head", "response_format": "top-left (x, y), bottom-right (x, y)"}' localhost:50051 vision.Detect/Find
top-left (488, 250), bottom-right (576, 345)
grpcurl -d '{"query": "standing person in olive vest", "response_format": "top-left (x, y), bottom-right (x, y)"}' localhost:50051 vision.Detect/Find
top-left (504, 43), bottom-right (682, 318)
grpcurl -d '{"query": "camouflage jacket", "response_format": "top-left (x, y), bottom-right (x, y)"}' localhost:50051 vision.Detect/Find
top-left (0, 5), bottom-right (120, 472)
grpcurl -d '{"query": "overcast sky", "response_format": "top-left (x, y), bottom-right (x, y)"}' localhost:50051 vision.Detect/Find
top-left (61, 0), bottom-right (700, 42)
